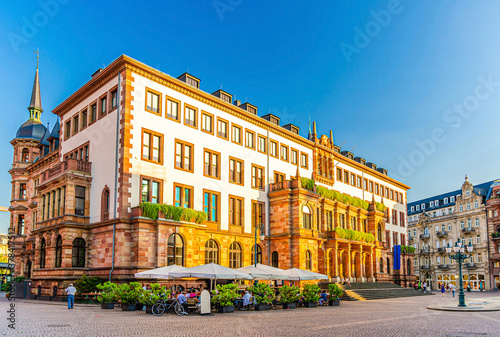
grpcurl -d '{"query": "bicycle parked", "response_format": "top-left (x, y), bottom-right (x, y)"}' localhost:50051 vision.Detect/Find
top-left (152, 296), bottom-right (186, 316)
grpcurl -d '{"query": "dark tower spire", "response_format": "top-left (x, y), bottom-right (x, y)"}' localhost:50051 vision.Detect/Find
top-left (28, 50), bottom-right (42, 122)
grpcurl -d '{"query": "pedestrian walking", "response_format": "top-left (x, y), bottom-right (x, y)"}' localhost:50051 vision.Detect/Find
top-left (65, 283), bottom-right (77, 309)
top-left (451, 284), bottom-right (456, 297)
top-left (423, 282), bottom-right (427, 293)
top-left (346, 277), bottom-right (351, 287)
top-left (479, 281), bottom-right (483, 292)
top-left (440, 285), bottom-right (445, 297)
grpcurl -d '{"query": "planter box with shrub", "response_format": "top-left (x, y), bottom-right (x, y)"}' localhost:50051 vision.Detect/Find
top-left (255, 303), bottom-right (269, 311)
top-left (101, 303), bottom-right (114, 309)
top-left (121, 304), bottom-right (136, 311)
top-left (328, 300), bottom-right (339, 306)
top-left (218, 305), bottom-right (235, 313)
top-left (304, 302), bottom-right (317, 308)
top-left (282, 302), bottom-right (296, 309)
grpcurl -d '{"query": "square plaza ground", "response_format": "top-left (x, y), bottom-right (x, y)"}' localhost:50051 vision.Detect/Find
top-left (1, 291), bottom-right (500, 337)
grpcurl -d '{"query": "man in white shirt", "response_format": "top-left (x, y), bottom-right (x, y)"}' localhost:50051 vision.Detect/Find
top-left (65, 283), bottom-right (77, 309)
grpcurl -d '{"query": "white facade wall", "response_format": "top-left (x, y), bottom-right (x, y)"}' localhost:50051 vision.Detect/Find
top-left (60, 76), bottom-right (119, 223)
top-left (129, 72), bottom-right (313, 234)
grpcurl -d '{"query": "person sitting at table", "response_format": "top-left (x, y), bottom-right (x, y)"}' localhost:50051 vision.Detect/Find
top-left (242, 291), bottom-right (252, 310)
top-left (319, 290), bottom-right (328, 305)
top-left (177, 291), bottom-right (188, 314)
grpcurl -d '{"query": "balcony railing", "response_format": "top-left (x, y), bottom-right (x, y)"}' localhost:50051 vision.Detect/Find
top-left (437, 247), bottom-right (446, 253)
top-left (420, 265), bottom-right (430, 270)
top-left (420, 248), bottom-right (430, 254)
top-left (464, 263), bottom-right (478, 269)
top-left (40, 158), bottom-right (92, 183)
top-left (438, 264), bottom-right (450, 270)
top-left (462, 227), bottom-right (476, 234)
top-left (420, 233), bottom-right (430, 240)
top-left (436, 231), bottom-right (448, 238)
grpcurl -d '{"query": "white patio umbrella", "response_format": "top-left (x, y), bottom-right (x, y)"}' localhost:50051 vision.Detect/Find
top-left (134, 264), bottom-right (188, 279)
top-left (284, 268), bottom-right (329, 281)
top-left (237, 263), bottom-right (291, 280)
top-left (169, 263), bottom-right (253, 280)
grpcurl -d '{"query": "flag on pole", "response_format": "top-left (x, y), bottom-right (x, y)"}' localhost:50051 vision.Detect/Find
top-left (393, 245), bottom-right (401, 270)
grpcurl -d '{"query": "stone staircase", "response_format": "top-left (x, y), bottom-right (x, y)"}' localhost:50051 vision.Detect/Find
top-left (320, 282), bottom-right (433, 301)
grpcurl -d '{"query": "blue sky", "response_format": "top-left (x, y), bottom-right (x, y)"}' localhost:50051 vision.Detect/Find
top-left (1, 0), bottom-right (500, 233)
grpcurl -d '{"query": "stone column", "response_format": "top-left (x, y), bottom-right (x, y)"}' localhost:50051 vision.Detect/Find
top-left (346, 243), bottom-right (351, 278)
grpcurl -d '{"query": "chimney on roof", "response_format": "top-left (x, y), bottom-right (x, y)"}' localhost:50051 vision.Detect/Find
top-left (233, 100), bottom-right (241, 107)
top-left (91, 68), bottom-right (103, 78)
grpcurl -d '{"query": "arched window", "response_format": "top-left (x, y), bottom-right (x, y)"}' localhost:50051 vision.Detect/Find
top-left (251, 245), bottom-right (262, 265)
top-left (474, 200), bottom-right (478, 208)
top-left (40, 238), bottom-right (46, 268)
top-left (101, 187), bottom-right (110, 221)
top-left (377, 225), bottom-right (382, 241)
top-left (386, 257), bottom-right (391, 275)
top-left (467, 218), bottom-right (472, 228)
top-left (475, 218), bottom-right (480, 227)
top-left (229, 242), bottom-right (242, 268)
top-left (305, 250), bottom-right (312, 270)
top-left (21, 148), bottom-right (29, 162)
top-left (55, 236), bottom-right (62, 268)
top-left (379, 257), bottom-right (384, 273)
top-left (467, 202), bottom-right (470, 210)
top-left (167, 234), bottom-right (184, 266)
top-left (302, 205), bottom-right (312, 229)
top-left (26, 260), bottom-right (31, 279)
top-left (272, 251), bottom-right (279, 268)
top-left (424, 227), bottom-right (429, 235)
top-left (72, 238), bottom-right (86, 268)
top-left (205, 239), bottom-right (219, 264)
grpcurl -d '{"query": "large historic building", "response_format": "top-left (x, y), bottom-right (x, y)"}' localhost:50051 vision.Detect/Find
top-left (485, 180), bottom-right (500, 290)
top-left (10, 55), bottom-right (413, 297)
top-left (407, 177), bottom-right (494, 290)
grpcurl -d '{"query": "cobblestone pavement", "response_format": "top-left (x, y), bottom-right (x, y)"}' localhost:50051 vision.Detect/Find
top-left (1, 291), bottom-right (500, 337)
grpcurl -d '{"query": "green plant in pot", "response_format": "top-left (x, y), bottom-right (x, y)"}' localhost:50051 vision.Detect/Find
top-left (96, 282), bottom-right (119, 309)
top-left (117, 282), bottom-right (142, 311)
top-left (279, 285), bottom-right (301, 309)
top-left (327, 283), bottom-right (343, 306)
top-left (248, 282), bottom-right (275, 311)
top-left (138, 283), bottom-right (170, 314)
top-left (302, 284), bottom-right (321, 308)
top-left (211, 284), bottom-right (239, 313)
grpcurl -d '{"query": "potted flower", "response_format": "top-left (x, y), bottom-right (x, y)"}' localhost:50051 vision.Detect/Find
top-left (117, 282), bottom-right (142, 311)
top-left (327, 283), bottom-right (343, 306)
top-left (96, 282), bottom-right (118, 309)
top-left (248, 282), bottom-right (275, 311)
top-left (302, 284), bottom-right (321, 308)
top-left (279, 285), bottom-right (301, 309)
top-left (138, 283), bottom-right (169, 314)
top-left (211, 284), bottom-right (239, 313)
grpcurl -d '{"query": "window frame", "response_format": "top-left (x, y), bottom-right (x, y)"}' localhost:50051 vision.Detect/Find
top-left (203, 189), bottom-right (220, 224)
top-left (173, 183), bottom-right (193, 209)
top-left (174, 139), bottom-right (195, 173)
top-left (245, 129), bottom-right (256, 150)
top-left (165, 95), bottom-right (181, 122)
top-left (229, 156), bottom-right (244, 186)
top-left (89, 101), bottom-right (97, 125)
top-left (291, 148), bottom-right (299, 166)
top-left (184, 104), bottom-right (198, 129)
top-left (110, 87), bottom-right (118, 111)
top-left (216, 117), bottom-right (229, 140)
top-left (300, 152), bottom-right (308, 169)
top-left (203, 148), bottom-right (221, 180)
top-left (99, 93), bottom-right (107, 119)
top-left (145, 87), bottom-right (162, 116)
top-left (140, 176), bottom-right (163, 204)
top-left (280, 144), bottom-right (289, 162)
top-left (167, 233), bottom-right (184, 266)
top-left (251, 164), bottom-right (265, 190)
top-left (336, 168), bottom-right (342, 181)
top-left (231, 123), bottom-right (243, 145)
top-left (269, 140), bottom-right (279, 158)
top-left (81, 108), bottom-right (88, 130)
top-left (141, 128), bottom-right (163, 165)
top-left (71, 237), bottom-right (86, 268)
top-left (228, 195), bottom-right (245, 226)
top-left (257, 134), bottom-right (267, 154)
top-left (201, 111), bottom-right (214, 135)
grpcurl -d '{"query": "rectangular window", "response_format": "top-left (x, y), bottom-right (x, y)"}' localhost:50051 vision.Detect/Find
top-left (141, 129), bottom-right (163, 164)
top-left (204, 190), bottom-right (220, 223)
top-left (390, 190), bottom-right (394, 200)
top-left (385, 187), bottom-right (389, 198)
top-left (350, 173), bottom-right (355, 186)
top-left (375, 183), bottom-right (379, 195)
top-left (173, 184), bottom-right (192, 208)
top-left (81, 110), bottom-right (87, 129)
top-left (229, 157), bottom-right (244, 185)
top-left (201, 112), bottom-right (214, 134)
top-left (184, 105), bottom-right (197, 128)
top-left (217, 118), bottom-right (229, 140)
top-left (252, 164), bottom-right (265, 190)
top-left (270, 140), bottom-right (278, 158)
top-left (166, 97), bottom-right (180, 121)
top-left (90, 103), bottom-right (97, 123)
top-left (145, 88), bottom-right (161, 115)
top-left (337, 168), bottom-right (342, 181)
top-left (369, 181), bottom-right (374, 193)
top-left (357, 176), bottom-right (362, 188)
top-left (258, 135), bottom-right (267, 154)
top-left (229, 195), bottom-right (244, 226)
top-left (252, 200), bottom-right (265, 229)
top-left (232, 124), bottom-right (242, 144)
top-left (363, 179), bottom-right (368, 190)
top-left (141, 177), bottom-right (161, 204)
top-left (245, 130), bottom-right (255, 149)
top-left (343, 170), bottom-right (349, 184)
top-left (274, 171), bottom-right (285, 182)
top-left (65, 121), bottom-right (71, 139)
top-left (291, 149), bottom-right (298, 165)
top-left (75, 186), bottom-right (85, 216)
top-left (73, 115), bottom-right (79, 133)
top-left (19, 183), bottom-right (27, 199)
top-left (280, 144), bottom-right (289, 162)
top-left (100, 96), bottom-right (107, 117)
top-left (204, 149), bottom-right (220, 179)
top-left (175, 140), bottom-right (194, 172)
top-left (300, 152), bottom-right (308, 169)
top-left (111, 89), bottom-right (117, 110)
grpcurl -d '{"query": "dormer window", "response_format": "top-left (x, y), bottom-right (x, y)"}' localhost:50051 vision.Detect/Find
top-left (450, 196), bottom-right (455, 202)
top-left (444, 197), bottom-right (448, 204)
top-left (430, 201), bottom-right (434, 207)
top-left (177, 73), bottom-right (200, 89)
top-left (421, 203), bottom-right (425, 209)
top-left (21, 148), bottom-right (29, 162)
top-left (466, 189), bottom-right (470, 196)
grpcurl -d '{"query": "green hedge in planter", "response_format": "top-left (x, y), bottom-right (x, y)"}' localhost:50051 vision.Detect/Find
top-left (248, 283), bottom-right (275, 305)
top-left (279, 285), bottom-right (301, 304)
top-left (75, 275), bottom-right (102, 294)
top-left (334, 227), bottom-right (375, 243)
top-left (302, 284), bottom-right (321, 303)
top-left (401, 245), bottom-right (416, 254)
top-left (211, 284), bottom-right (239, 307)
top-left (138, 283), bottom-right (170, 306)
top-left (96, 282), bottom-right (119, 303)
top-left (140, 202), bottom-right (207, 224)
top-left (327, 283), bottom-right (343, 299)
top-left (117, 282), bottom-right (142, 305)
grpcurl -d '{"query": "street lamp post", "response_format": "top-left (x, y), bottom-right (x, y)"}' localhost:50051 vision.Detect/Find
top-left (254, 223), bottom-right (265, 267)
top-left (446, 238), bottom-right (473, 307)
